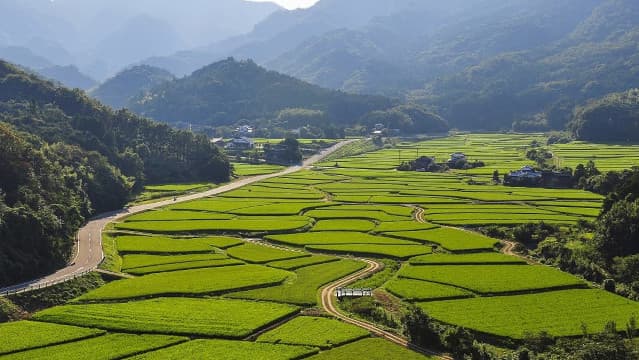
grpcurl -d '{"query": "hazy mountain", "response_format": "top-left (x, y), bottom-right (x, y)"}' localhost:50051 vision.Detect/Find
top-left (130, 58), bottom-right (397, 132)
top-left (142, 0), bottom-right (426, 77)
top-left (268, 0), bottom-right (601, 93)
top-left (0, 46), bottom-right (97, 89)
top-left (0, 0), bottom-right (281, 80)
top-left (91, 65), bottom-right (175, 109)
top-left (37, 65), bottom-right (98, 90)
top-left (0, 46), bottom-right (53, 69)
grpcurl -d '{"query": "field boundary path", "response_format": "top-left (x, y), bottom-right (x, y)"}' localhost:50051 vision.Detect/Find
top-left (320, 259), bottom-right (453, 360)
top-left (0, 140), bottom-right (355, 296)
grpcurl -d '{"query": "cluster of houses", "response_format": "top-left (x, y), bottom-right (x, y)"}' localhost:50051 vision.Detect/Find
top-left (505, 166), bottom-right (573, 188)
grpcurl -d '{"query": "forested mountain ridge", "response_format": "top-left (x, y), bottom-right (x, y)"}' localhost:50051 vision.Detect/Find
top-left (257, 0), bottom-right (639, 133)
top-left (569, 89), bottom-right (639, 142)
top-left (129, 58), bottom-right (415, 136)
top-left (0, 60), bottom-right (230, 286)
top-left (90, 65), bottom-right (175, 109)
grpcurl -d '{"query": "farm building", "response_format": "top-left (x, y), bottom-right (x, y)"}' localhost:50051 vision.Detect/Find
top-left (225, 137), bottom-right (255, 150)
top-left (447, 152), bottom-right (467, 166)
top-left (504, 166), bottom-right (543, 186)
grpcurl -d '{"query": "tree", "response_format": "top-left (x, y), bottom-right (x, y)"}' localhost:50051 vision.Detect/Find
top-left (403, 305), bottom-right (440, 348)
top-left (492, 170), bottom-right (500, 183)
top-left (594, 199), bottom-right (639, 260)
top-left (441, 327), bottom-right (478, 359)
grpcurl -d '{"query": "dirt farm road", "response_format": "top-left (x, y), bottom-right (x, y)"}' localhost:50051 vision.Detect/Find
top-left (0, 140), bottom-right (354, 295)
top-left (320, 259), bottom-right (453, 360)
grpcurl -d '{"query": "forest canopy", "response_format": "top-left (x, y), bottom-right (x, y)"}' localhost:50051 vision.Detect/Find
top-left (0, 60), bottom-right (230, 286)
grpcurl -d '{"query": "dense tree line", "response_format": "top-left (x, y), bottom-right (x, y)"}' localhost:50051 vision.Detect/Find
top-left (569, 89), bottom-right (639, 142)
top-left (0, 60), bottom-right (230, 286)
top-left (128, 58), bottom-right (452, 137)
top-left (0, 60), bottom-right (230, 185)
top-left (0, 123), bottom-right (122, 286)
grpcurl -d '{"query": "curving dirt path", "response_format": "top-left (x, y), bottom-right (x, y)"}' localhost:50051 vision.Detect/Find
top-left (0, 140), bottom-right (355, 295)
top-left (319, 259), bottom-right (452, 360)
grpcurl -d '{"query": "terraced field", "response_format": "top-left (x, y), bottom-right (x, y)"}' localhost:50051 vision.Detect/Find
top-left (7, 134), bottom-right (639, 358)
top-left (419, 289), bottom-right (639, 339)
top-left (257, 316), bottom-right (370, 349)
top-left (0, 321), bottom-right (105, 355)
top-left (35, 298), bottom-right (299, 338)
top-left (398, 264), bottom-right (586, 294)
top-left (78, 265), bottom-right (291, 301)
top-left (132, 339), bottom-right (318, 360)
top-left (2, 334), bottom-right (187, 360)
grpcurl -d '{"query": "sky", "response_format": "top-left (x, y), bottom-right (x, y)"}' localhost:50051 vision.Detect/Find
top-left (248, 0), bottom-right (319, 10)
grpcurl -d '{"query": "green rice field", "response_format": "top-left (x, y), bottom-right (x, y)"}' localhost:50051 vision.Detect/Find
top-left (257, 316), bottom-right (369, 349)
top-left (0, 321), bottom-right (105, 355)
top-left (225, 243), bottom-right (309, 263)
top-left (306, 338), bottom-right (434, 359)
top-left (131, 339), bottom-right (318, 360)
top-left (399, 264), bottom-right (586, 294)
top-left (409, 253), bottom-right (526, 265)
top-left (34, 298), bottom-right (299, 338)
top-left (228, 259), bottom-right (365, 305)
top-left (78, 265), bottom-right (291, 301)
top-left (383, 227), bottom-right (499, 251)
top-left (2, 334), bottom-right (187, 360)
top-left (7, 133), bottom-right (639, 357)
top-left (419, 289), bottom-right (639, 339)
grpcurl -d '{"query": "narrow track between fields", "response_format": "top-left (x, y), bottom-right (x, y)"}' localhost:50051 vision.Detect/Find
top-left (319, 258), bottom-right (453, 360)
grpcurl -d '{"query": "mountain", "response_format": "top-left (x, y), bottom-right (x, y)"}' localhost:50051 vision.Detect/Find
top-left (418, 0), bottom-right (639, 130)
top-left (0, 46), bottom-right (53, 70)
top-left (0, 47), bottom-right (97, 89)
top-left (141, 0), bottom-right (424, 77)
top-left (91, 65), bottom-right (175, 109)
top-left (0, 59), bottom-right (230, 286)
top-left (37, 65), bottom-right (97, 90)
top-left (88, 15), bottom-right (184, 80)
top-left (268, 0), bottom-right (601, 93)
top-left (129, 58), bottom-right (401, 134)
top-left (0, 0), bottom-right (281, 80)
top-left (249, 0), bottom-right (639, 132)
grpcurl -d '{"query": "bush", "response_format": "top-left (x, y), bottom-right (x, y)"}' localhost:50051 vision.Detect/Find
top-left (603, 279), bottom-right (616, 293)
top-left (0, 298), bottom-right (23, 323)
top-left (403, 305), bottom-right (441, 348)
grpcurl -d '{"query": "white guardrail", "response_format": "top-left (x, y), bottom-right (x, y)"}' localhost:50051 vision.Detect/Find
top-left (0, 267), bottom-right (98, 297)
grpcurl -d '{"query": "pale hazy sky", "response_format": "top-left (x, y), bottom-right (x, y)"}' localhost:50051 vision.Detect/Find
top-left (248, 0), bottom-right (320, 10)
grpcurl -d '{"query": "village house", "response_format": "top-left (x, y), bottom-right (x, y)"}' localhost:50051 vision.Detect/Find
top-left (447, 152), bottom-right (467, 166)
top-left (225, 137), bottom-right (255, 151)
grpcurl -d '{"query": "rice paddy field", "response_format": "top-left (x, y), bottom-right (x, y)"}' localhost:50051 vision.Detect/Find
top-left (6, 133), bottom-right (639, 358)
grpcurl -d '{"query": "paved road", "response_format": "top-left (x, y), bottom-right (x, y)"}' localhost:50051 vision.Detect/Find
top-left (0, 140), bottom-right (354, 295)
